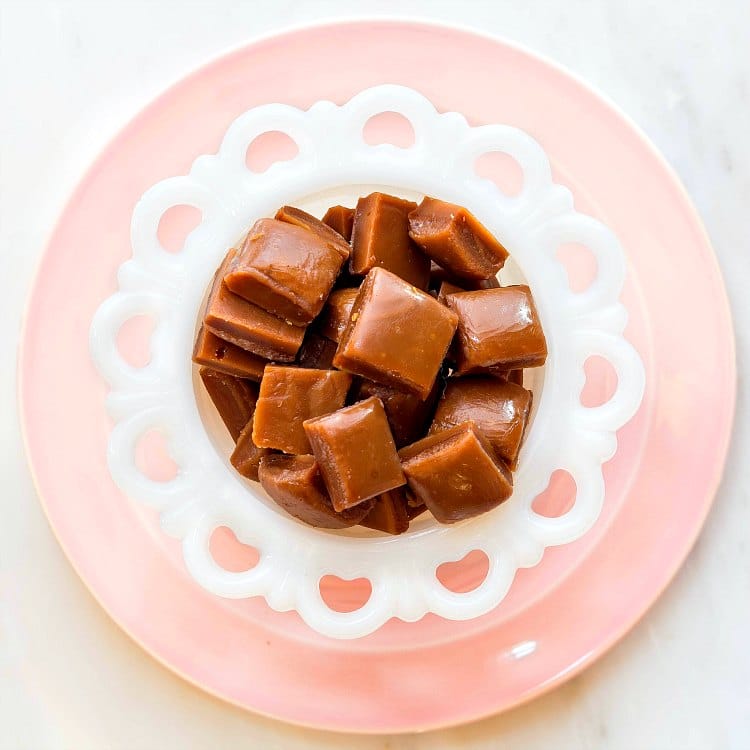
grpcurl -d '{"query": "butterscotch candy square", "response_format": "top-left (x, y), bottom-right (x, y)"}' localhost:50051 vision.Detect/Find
top-left (318, 288), bottom-right (358, 343)
top-left (322, 204), bottom-right (355, 242)
top-left (399, 422), bottom-right (513, 524)
top-left (359, 487), bottom-right (410, 535)
top-left (296, 331), bottom-right (338, 369)
top-left (429, 377), bottom-right (532, 468)
top-left (409, 196), bottom-right (509, 280)
top-left (230, 418), bottom-right (273, 481)
top-left (203, 250), bottom-right (304, 362)
top-left (224, 218), bottom-right (347, 325)
top-left (199, 367), bottom-right (259, 442)
top-left (274, 205), bottom-right (351, 257)
top-left (443, 286), bottom-right (547, 374)
top-left (193, 325), bottom-right (267, 381)
top-left (303, 397), bottom-right (405, 511)
top-left (252, 366), bottom-right (352, 454)
top-left (258, 454), bottom-right (373, 529)
top-left (333, 268), bottom-right (457, 399)
top-left (350, 192), bottom-right (431, 289)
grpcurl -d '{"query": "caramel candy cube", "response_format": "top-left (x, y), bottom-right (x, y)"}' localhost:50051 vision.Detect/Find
top-left (444, 286), bottom-right (547, 373)
top-left (193, 325), bottom-right (266, 381)
top-left (360, 487), bottom-right (410, 535)
top-left (322, 205), bottom-right (355, 242)
top-left (333, 268), bottom-right (458, 399)
top-left (303, 397), bottom-right (406, 511)
top-left (350, 193), bottom-right (430, 289)
top-left (253, 366), bottom-right (352, 454)
top-left (351, 375), bottom-right (442, 448)
top-left (409, 197), bottom-right (509, 280)
top-left (224, 218), bottom-right (347, 325)
top-left (204, 250), bottom-right (304, 362)
top-left (318, 288), bottom-right (358, 343)
top-left (258, 454), bottom-right (373, 529)
top-left (429, 262), bottom-right (500, 294)
top-left (199, 367), bottom-right (258, 442)
top-left (429, 378), bottom-right (532, 468)
top-left (230, 418), bottom-right (273, 481)
top-left (296, 331), bottom-right (338, 369)
top-left (274, 205), bottom-right (351, 257)
top-left (400, 422), bottom-right (513, 524)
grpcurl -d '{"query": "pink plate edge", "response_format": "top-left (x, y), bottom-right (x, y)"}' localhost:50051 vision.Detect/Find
top-left (16, 18), bottom-right (737, 733)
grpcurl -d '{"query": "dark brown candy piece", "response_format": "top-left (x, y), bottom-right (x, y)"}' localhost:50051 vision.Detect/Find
top-left (351, 375), bottom-right (442, 448)
top-left (429, 262), bottom-right (500, 294)
top-left (360, 488), bottom-right (410, 535)
top-left (444, 286), bottom-right (547, 374)
top-left (304, 396), bottom-right (405, 511)
top-left (258, 454), bottom-right (373, 528)
top-left (230, 418), bottom-right (273, 481)
top-left (429, 378), bottom-right (532, 468)
top-left (321, 205), bottom-right (355, 242)
top-left (192, 325), bottom-right (267, 381)
top-left (296, 331), bottom-right (338, 369)
top-left (199, 367), bottom-right (258, 442)
top-left (225, 218), bottom-right (347, 325)
top-left (333, 268), bottom-right (457, 399)
top-left (350, 192), bottom-right (430, 290)
top-left (409, 197), bottom-right (509, 280)
top-left (318, 288), bottom-right (358, 343)
top-left (274, 205), bottom-right (352, 256)
top-left (204, 250), bottom-right (304, 362)
top-left (399, 422), bottom-right (513, 524)
top-left (253, 366), bottom-right (352, 454)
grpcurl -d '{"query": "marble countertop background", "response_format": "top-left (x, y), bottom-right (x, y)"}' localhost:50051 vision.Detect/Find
top-left (1, 1), bottom-right (748, 748)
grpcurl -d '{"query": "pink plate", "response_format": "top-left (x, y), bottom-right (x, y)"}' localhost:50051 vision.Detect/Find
top-left (19, 20), bottom-right (735, 733)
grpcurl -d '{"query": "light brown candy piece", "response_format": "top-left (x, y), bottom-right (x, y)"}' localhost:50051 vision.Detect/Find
top-left (193, 325), bottom-right (267, 381)
top-left (274, 205), bottom-right (351, 257)
top-left (258, 454), bottom-right (373, 529)
top-left (253, 366), bottom-right (352, 454)
top-left (399, 422), bottom-right (513, 524)
top-left (230, 418), bottom-right (273, 481)
top-left (225, 218), bottom-right (347, 325)
top-left (351, 374), bottom-right (442, 448)
top-left (444, 286), bottom-right (547, 373)
top-left (360, 487), bottom-right (410, 535)
top-left (350, 192), bottom-right (430, 290)
top-left (318, 288), bottom-right (358, 343)
top-left (296, 331), bottom-right (338, 369)
top-left (199, 367), bottom-right (258, 442)
top-left (322, 205), bottom-right (355, 242)
top-left (304, 397), bottom-right (406, 511)
top-left (333, 268), bottom-right (457, 399)
top-left (409, 197), bottom-right (509, 280)
top-left (429, 378), bottom-right (532, 468)
top-left (204, 250), bottom-right (304, 362)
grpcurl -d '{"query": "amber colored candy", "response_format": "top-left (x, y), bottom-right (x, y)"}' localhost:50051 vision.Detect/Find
top-left (274, 205), bottom-right (351, 257)
top-left (230, 418), bottom-right (273, 481)
top-left (258, 454), bottom-right (373, 528)
top-left (192, 325), bottom-right (267, 381)
top-left (429, 378), bottom-right (532, 468)
top-left (199, 367), bottom-right (258, 442)
top-left (303, 397), bottom-right (405, 511)
top-left (224, 218), bottom-right (347, 325)
top-left (429, 262), bottom-right (501, 295)
top-left (360, 487), bottom-right (410, 535)
top-left (399, 422), bottom-right (513, 524)
top-left (322, 205), bottom-right (355, 242)
top-left (444, 286), bottom-right (547, 374)
top-left (318, 288), bottom-right (358, 343)
top-left (203, 250), bottom-right (304, 362)
top-left (351, 374), bottom-right (442, 448)
top-left (253, 366), bottom-right (352, 454)
top-left (350, 192), bottom-right (430, 289)
top-left (333, 268), bottom-right (457, 399)
top-left (409, 197), bottom-right (509, 280)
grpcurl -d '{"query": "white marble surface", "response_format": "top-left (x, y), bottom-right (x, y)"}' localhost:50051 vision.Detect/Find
top-left (1, 0), bottom-right (748, 747)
